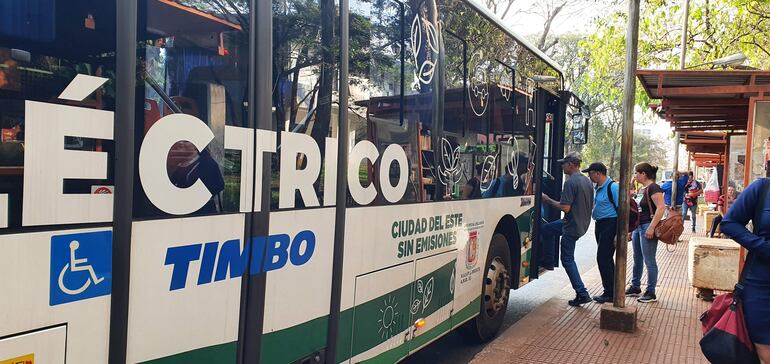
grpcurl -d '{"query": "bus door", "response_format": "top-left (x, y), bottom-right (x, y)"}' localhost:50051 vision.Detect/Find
top-left (531, 88), bottom-right (566, 275)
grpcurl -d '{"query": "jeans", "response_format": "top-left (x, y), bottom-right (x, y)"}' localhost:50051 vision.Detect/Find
top-left (709, 214), bottom-right (723, 238)
top-left (681, 202), bottom-right (698, 230)
top-left (595, 218), bottom-right (617, 297)
top-left (631, 222), bottom-right (659, 293)
top-left (540, 219), bottom-right (588, 297)
top-left (561, 234), bottom-right (589, 297)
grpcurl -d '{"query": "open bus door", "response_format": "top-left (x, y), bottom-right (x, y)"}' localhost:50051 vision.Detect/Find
top-left (531, 89), bottom-right (589, 277)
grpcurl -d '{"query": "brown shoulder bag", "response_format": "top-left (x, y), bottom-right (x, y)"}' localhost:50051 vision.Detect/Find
top-left (644, 186), bottom-right (684, 245)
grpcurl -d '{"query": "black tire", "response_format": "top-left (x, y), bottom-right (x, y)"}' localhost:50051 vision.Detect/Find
top-left (459, 233), bottom-right (512, 343)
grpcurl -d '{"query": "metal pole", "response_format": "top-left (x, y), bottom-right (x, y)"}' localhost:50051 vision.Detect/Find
top-left (679, 0), bottom-right (690, 69)
top-left (109, 0), bottom-right (137, 362)
top-left (671, 135), bottom-right (680, 208)
top-left (613, 0), bottom-right (641, 308)
top-left (325, 0), bottom-right (350, 360)
top-left (670, 0), bottom-right (689, 210)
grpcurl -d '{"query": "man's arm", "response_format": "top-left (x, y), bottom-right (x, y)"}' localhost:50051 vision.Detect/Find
top-left (542, 194), bottom-right (572, 213)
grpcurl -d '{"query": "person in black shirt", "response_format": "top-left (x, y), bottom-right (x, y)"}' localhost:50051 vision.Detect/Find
top-left (625, 163), bottom-right (666, 303)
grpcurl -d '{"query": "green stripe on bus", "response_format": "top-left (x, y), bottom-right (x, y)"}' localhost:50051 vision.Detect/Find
top-left (139, 341), bottom-right (236, 364)
top-left (261, 315), bottom-right (329, 363)
top-left (358, 296), bottom-right (481, 364)
top-left (452, 296), bottom-right (481, 325)
top-left (349, 260), bottom-right (456, 359)
top-left (140, 296), bottom-right (480, 364)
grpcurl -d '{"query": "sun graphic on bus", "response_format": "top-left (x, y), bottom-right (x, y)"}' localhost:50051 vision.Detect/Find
top-left (378, 295), bottom-right (400, 339)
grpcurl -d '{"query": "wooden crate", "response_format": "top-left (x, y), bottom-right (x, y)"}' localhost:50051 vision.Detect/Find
top-left (688, 237), bottom-right (740, 291)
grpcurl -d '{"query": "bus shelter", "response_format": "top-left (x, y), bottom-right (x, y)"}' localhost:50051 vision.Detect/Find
top-left (637, 70), bottom-right (770, 193)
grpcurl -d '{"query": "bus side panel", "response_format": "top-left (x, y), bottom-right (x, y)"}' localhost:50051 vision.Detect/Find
top-left (260, 208), bottom-right (336, 364)
top-left (125, 214), bottom-right (244, 364)
top-left (338, 198), bottom-right (531, 361)
top-left (0, 228), bottom-right (112, 364)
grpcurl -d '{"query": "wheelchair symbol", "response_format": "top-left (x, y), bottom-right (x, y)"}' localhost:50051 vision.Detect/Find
top-left (57, 240), bottom-right (105, 295)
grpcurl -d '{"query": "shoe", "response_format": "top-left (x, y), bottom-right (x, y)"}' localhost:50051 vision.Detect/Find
top-left (637, 291), bottom-right (657, 303)
top-left (540, 264), bottom-right (554, 271)
top-left (592, 294), bottom-right (613, 303)
top-left (624, 286), bottom-right (641, 296)
top-left (568, 294), bottom-right (592, 306)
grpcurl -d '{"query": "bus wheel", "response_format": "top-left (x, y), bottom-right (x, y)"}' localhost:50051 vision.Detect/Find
top-left (460, 233), bottom-right (511, 343)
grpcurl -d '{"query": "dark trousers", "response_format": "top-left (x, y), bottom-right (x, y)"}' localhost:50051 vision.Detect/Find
top-left (594, 218), bottom-right (617, 297)
top-left (709, 214), bottom-right (723, 238)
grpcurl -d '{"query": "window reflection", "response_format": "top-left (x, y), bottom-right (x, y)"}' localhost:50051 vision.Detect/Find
top-left (135, 0), bottom-right (249, 217)
top-left (272, 0), bottom-right (339, 209)
top-left (0, 1), bottom-right (117, 229)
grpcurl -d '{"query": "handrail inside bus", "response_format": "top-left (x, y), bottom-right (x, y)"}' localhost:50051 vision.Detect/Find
top-left (143, 72), bottom-right (183, 114)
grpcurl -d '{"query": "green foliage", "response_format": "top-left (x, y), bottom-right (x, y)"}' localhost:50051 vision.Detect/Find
top-left (545, 0), bottom-right (769, 175)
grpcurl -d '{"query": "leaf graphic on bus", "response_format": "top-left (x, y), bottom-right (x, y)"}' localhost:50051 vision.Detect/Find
top-left (411, 299), bottom-right (421, 314)
top-left (410, 15), bottom-right (422, 63)
top-left (425, 21), bottom-right (439, 54)
top-left (418, 60), bottom-right (435, 85)
top-left (423, 277), bottom-right (435, 310)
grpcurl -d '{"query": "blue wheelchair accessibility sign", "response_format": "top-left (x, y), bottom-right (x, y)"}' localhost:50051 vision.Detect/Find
top-left (50, 231), bottom-right (112, 306)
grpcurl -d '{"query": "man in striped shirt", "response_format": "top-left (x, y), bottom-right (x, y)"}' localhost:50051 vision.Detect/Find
top-left (709, 186), bottom-right (737, 238)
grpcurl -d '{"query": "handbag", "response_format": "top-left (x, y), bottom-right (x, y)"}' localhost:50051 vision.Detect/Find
top-left (698, 178), bottom-right (770, 364)
top-left (643, 186), bottom-right (683, 245)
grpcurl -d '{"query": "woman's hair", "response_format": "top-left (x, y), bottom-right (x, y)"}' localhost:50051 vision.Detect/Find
top-left (635, 162), bottom-right (659, 180)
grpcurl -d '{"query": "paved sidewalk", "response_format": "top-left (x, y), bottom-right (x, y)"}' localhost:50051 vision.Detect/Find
top-left (471, 227), bottom-right (712, 364)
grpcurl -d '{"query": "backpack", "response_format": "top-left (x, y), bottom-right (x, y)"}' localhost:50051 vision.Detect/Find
top-left (607, 180), bottom-right (640, 231)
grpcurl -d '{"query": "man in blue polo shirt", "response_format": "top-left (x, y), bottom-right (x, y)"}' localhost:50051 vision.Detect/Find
top-left (583, 162), bottom-right (619, 303)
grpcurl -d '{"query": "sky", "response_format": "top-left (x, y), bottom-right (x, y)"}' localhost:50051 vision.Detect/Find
top-left (489, 0), bottom-right (622, 38)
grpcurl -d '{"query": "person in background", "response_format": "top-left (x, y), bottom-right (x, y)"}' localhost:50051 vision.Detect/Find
top-left (626, 163), bottom-right (665, 303)
top-left (719, 178), bottom-right (770, 363)
top-left (661, 172), bottom-right (688, 208)
top-left (682, 171), bottom-right (702, 232)
top-left (583, 162), bottom-right (619, 303)
top-left (709, 186), bottom-right (737, 238)
top-left (540, 152), bottom-right (594, 306)
top-left (676, 172), bottom-right (688, 208)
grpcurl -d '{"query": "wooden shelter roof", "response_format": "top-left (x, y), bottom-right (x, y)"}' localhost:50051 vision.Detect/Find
top-left (638, 70), bottom-right (770, 133)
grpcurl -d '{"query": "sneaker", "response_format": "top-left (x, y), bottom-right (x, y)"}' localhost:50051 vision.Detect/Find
top-left (568, 294), bottom-right (592, 306)
top-left (625, 286), bottom-right (641, 296)
top-left (592, 294), bottom-right (613, 303)
top-left (637, 291), bottom-right (657, 303)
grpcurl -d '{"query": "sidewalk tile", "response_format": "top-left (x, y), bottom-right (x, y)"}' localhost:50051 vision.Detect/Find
top-left (470, 222), bottom-right (713, 364)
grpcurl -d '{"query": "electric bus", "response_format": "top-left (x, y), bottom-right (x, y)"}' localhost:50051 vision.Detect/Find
top-left (0, 0), bottom-right (587, 362)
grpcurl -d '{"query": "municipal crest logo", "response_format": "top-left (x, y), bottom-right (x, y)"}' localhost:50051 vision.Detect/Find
top-left (466, 230), bottom-right (478, 269)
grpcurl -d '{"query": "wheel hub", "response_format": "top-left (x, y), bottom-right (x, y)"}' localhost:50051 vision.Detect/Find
top-left (483, 256), bottom-right (510, 317)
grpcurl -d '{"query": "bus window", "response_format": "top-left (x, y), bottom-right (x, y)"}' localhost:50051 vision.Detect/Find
top-left (134, 0), bottom-right (249, 218)
top-left (491, 61), bottom-right (515, 134)
top-left (0, 0), bottom-right (117, 229)
top-left (443, 31), bottom-right (465, 135)
top-left (346, 0), bottom-right (419, 206)
top-left (404, 1), bottom-right (439, 202)
top-left (272, 0), bottom-right (339, 209)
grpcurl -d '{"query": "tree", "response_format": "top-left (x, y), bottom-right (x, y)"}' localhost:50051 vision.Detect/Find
top-left (547, 0), bottom-right (770, 179)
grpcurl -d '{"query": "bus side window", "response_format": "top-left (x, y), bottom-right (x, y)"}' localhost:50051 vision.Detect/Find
top-left (134, 1), bottom-right (250, 218)
top-left (271, 0), bottom-right (339, 210)
top-left (0, 2), bottom-right (117, 229)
